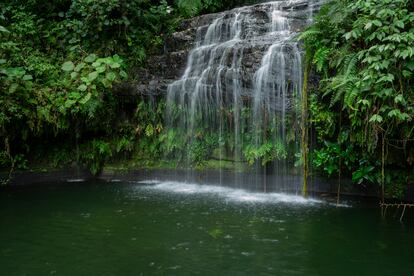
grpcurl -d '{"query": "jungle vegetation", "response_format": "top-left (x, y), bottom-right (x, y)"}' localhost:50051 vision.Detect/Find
top-left (301, 0), bottom-right (414, 199)
top-left (0, 0), bottom-right (256, 179)
top-left (0, 0), bottom-right (413, 199)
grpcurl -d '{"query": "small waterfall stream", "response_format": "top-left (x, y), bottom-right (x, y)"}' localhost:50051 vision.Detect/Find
top-left (166, 0), bottom-right (322, 192)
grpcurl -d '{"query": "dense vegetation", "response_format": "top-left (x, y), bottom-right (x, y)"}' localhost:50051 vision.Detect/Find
top-left (0, 0), bottom-right (255, 181)
top-left (301, 0), bottom-right (414, 199)
top-left (1, 0), bottom-right (413, 199)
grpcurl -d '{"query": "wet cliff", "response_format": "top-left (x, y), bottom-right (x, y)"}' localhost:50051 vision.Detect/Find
top-left (120, 0), bottom-right (322, 98)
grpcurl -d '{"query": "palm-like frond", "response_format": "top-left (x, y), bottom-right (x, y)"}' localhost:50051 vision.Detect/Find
top-left (297, 28), bottom-right (322, 42)
top-left (323, 53), bottom-right (359, 107)
top-left (313, 46), bottom-right (330, 73)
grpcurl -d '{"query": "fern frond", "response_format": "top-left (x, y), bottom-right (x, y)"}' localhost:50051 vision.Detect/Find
top-left (329, 88), bottom-right (344, 107)
top-left (342, 53), bottom-right (358, 78)
top-left (344, 88), bottom-right (359, 111)
top-left (313, 46), bottom-right (330, 73)
top-left (297, 28), bottom-right (322, 42)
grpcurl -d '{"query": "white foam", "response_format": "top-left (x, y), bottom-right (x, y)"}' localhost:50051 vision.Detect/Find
top-left (139, 180), bottom-right (322, 205)
top-left (136, 180), bottom-right (162, 184)
top-left (329, 202), bottom-right (352, 208)
top-left (66, 178), bottom-right (85, 183)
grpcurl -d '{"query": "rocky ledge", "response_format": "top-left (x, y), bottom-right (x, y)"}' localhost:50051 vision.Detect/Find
top-left (117, 0), bottom-right (323, 98)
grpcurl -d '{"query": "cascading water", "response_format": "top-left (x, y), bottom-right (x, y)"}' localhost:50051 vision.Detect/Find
top-left (166, 0), bottom-right (322, 193)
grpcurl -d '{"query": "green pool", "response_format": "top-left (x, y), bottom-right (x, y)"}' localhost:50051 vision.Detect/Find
top-left (1, 180), bottom-right (413, 275)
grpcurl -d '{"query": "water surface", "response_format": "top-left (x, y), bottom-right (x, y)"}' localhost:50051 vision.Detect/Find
top-left (1, 180), bottom-right (413, 275)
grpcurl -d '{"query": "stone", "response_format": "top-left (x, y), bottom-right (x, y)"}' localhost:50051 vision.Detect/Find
top-left (121, 1), bottom-right (322, 98)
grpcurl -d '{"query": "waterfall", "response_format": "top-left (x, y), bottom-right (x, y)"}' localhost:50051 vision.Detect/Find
top-left (166, 1), bottom-right (322, 192)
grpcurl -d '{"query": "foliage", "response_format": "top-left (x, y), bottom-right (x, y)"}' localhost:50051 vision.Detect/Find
top-left (80, 139), bottom-right (112, 175)
top-left (175, 0), bottom-right (258, 17)
top-left (244, 141), bottom-right (287, 166)
top-left (0, 0), bottom-right (132, 176)
top-left (0, 0), bottom-right (262, 178)
top-left (188, 133), bottom-right (218, 166)
top-left (384, 170), bottom-right (409, 200)
top-left (301, 0), bottom-right (414, 196)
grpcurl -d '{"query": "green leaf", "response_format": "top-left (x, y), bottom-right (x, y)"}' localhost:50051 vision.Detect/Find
top-left (69, 92), bottom-right (81, 99)
top-left (88, 71), bottom-right (98, 82)
top-left (112, 54), bottom-right (122, 63)
top-left (71, 72), bottom-right (78, 79)
top-left (364, 22), bottom-right (372, 30)
top-left (394, 20), bottom-right (404, 29)
top-left (77, 84), bottom-right (88, 91)
top-left (369, 114), bottom-right (383, 123)
top-left (22, 74), bottom-right (33, 81)
top-left (9, 83), bottom-right (18, 93)
top-left (96, 65), bottom-right (106, 73)
top-left (84, 54), bottom-right (97, 63)
top-left (372, 20), bottom-right (382, 27)
top-left (388, 109), bottom-right (401, 119)
top-left (101, 79), bottom-right (111, 88)
top-left (109, 62), bottom-right (120, 69)
top-left (0, 25), bottom-right (10, 33)
top-left (388, 109), bottom-right (410, 121)
top-left (120, 70), bottom-right (127, 79)
top-left (358, 99), bottom-right (370, 107)
top-left (81, 77), bottom-right (90, 84)
top-left (402, 70), bottom-right (412, 78)
top-left (352, 166), bottom-right (375, 184)
top-left (61, 61), bottom-right (75, 72)
top-left (5, 67), bottom-right (26, 78)
top-left (105, 72), bottom-right (116, 82)
top-left (96, 58), bottom-right (107, 64)
top-left (74, 62), bottom-right (85, 72)
top-left (92, 61), bottom-right (101, 67)
top-left (394, 95), bottom-right (406, 105)
top-left (376, 73), bottom-right (394, 83)
top-left (0, 59), bottom-right (6, 64)
top-left (64, 99), bottom-right (77, 108)
top-left (79, 92), bottom-right (92, 105)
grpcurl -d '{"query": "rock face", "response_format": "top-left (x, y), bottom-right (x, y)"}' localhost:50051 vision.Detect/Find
top-left (161, 0), bottom-right (326, 193)
top-left (124, 14), bottom-right (222, 97)
top-left (119, 0), bottom-right (326, 192)
top-left (128, 0), bottom-right (323, 97)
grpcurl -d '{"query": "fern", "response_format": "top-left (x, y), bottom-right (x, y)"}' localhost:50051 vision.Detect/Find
top-left (297, 28), bottom-right (322, 41)
top-left (313, 46), bottom-right (330, 73)
top-left (344, 87), bottom-right (359, 111)
top-left (324, 53), bottom-right (359, 107)
top-left (341, 53), bottom-right (358, 79)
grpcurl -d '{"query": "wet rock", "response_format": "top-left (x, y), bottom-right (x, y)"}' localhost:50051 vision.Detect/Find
top-left (124, 1), bottom-right (322, 98)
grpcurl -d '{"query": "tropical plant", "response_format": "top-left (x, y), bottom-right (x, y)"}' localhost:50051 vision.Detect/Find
top-left (300, 0), bottom-right (414, 198)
